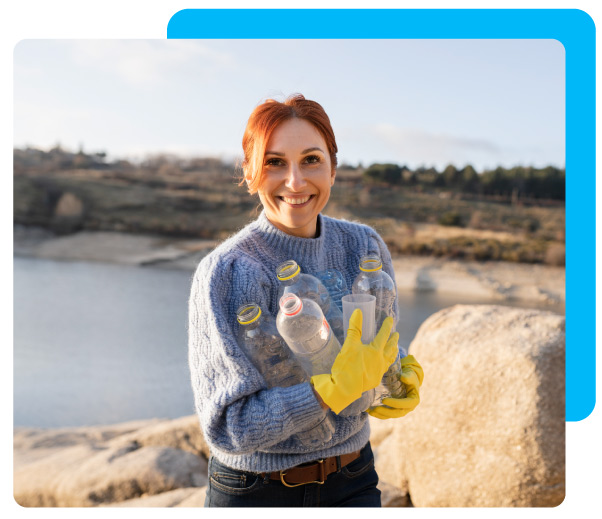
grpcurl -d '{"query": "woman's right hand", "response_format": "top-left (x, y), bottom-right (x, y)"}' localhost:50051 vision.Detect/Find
top-left (310, 310), bottom-right (399, 414)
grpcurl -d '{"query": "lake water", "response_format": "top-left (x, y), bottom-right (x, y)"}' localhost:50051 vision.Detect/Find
top-left (13, 256), bottom-right (564, 428)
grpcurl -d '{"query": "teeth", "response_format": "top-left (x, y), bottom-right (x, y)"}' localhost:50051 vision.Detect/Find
top-left (282, 196), bottom-right (311, 205)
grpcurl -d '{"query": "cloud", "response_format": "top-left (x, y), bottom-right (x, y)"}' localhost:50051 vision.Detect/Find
top-left (337, 122), bottom-right (563, 170)
top-left (69, 40), bottom-right (237, 87)
top-left (370, 123), bottom-right (501, 164)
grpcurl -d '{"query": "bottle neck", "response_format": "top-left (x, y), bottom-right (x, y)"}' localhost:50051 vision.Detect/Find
top-left (237, 304), bottom-right (262, 328)
top-left (277, 260), bottom-right (301, 284)
top-left (359, 254), bottom-right (382, 273)
top-left (280, 294), bottom-right (303, 316)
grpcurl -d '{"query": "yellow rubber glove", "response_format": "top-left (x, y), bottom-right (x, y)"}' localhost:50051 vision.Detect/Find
top-left (311, 309), bottom-right (399, 415)
top-left (367, 355), bottom-right (424, 420)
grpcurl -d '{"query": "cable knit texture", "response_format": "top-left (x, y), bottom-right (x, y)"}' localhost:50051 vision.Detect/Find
top-left (188, 211), bottom-right (398, 472)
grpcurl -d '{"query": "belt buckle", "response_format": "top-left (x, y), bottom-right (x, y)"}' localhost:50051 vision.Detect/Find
top-left (279, 459), bottom-right (326, 487)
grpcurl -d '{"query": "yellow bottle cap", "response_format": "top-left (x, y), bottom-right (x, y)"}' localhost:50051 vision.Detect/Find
top-left (237, 305), bottom-right (262, 325)
top-left (277, 264), bottom-right (301, 281)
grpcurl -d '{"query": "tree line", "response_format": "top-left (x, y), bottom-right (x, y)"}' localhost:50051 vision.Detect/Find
top-left (362, 163), bottom-right (565, 201)
top-left (14, 146), bottom-right (565, 202)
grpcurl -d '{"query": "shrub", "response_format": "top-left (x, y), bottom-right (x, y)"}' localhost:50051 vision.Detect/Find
top-left (438, 211), bottom-right (463, 227)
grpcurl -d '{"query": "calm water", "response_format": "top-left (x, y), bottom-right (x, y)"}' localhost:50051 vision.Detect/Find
top-left (13, 256), bottom-right (564, 428)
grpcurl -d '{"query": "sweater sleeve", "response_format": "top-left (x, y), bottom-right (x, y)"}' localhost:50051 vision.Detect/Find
top-left (188, 253), bottom-right (327, 455)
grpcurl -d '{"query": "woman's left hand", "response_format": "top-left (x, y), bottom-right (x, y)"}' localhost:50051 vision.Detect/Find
top-left (367, 355), bottom-right (424, 420)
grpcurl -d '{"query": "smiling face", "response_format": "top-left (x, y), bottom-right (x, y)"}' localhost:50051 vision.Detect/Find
top-left (252, 118), bottom-right (336, 238)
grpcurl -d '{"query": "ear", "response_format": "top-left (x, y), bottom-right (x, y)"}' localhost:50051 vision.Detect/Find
top-left (330, 167), bottom-right (336, 186)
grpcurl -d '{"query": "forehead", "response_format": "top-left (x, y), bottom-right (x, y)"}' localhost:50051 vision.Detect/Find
top-left (266, 118), bottom-right (327, 152)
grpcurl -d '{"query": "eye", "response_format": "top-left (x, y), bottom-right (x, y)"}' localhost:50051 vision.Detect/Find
top-left (265, 157), bottom-right (284, 167)
top-left (304, 155), bottom-right (321, 164)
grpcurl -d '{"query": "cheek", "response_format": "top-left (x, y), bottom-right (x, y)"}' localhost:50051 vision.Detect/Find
top-left (256, 181), bottom-right (274, 203)
top-left (320, 179), bottom-right (333, 198)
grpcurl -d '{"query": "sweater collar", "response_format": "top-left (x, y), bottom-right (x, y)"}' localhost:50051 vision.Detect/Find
top-left (254, 211), bottom-right (327, 263)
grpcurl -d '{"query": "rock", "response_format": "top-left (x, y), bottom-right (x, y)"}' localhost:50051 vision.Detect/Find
top-left (177, 486), bottom-right (208, 507)
top-left (373, 430), bottom-right (410, 499)
top-left (110, 415), bottom-right (210, 459)
top-left (14, 443), bottom-right (207, 507)
top-left (14, 417), bottom-right (164, 451)
top-left (13, 417), bottom-right (165, 466)
top-left (14, 444), bottom-right (97, 506)
top-left (379, 480), bottom-right (411, 507)
top-left (369, 416), bottom-right (395, 449)
top-left (52, 192), bottom-right (85, 233)
top-left (54, 192), bottom-right (84, 218)
top-left (102, 486), bottom-right (207, 507)
top-left (376, 304), bottom-right (565, 507)
top-left (414, 267), bottom-right (436, 292)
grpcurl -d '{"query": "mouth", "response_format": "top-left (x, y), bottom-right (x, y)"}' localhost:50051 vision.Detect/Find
top-left (277, 195), bottom-right (315, 208)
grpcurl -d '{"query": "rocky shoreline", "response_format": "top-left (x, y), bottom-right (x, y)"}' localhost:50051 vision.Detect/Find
top-left (13, 225), bottom-right (565, 310)
top-left (14, 304), bottom-right (565, 507)
top-left (13, 414), bottom-right (407, 507)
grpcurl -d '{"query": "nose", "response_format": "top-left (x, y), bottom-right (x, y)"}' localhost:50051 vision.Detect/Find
top-left (284, 162), bottom-right (307, 191)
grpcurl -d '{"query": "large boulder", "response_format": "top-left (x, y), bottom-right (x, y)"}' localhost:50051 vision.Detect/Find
top-left (374, 304), bottom-right (565, 507)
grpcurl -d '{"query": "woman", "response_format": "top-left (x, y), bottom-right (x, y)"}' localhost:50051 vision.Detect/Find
top-left (188, 94), bottom-right (423, 507)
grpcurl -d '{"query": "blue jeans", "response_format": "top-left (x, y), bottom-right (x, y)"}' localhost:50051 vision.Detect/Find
top-left (204, 442), bottom-right (381, 507)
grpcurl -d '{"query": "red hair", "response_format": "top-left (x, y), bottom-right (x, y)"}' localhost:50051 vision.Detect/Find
top-left (241, 94), bottom-right (338, 194)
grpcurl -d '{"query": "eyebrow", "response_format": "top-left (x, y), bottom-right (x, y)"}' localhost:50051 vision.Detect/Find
top-left (265, 147), bottom-right (325, 156)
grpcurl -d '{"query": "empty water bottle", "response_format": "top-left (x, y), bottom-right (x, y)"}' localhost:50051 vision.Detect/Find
top-left (352, 254), bottom-right (407, 403)
top-left (236, 303), bottom-right (334, 448)
top-left (276, 260), bottom-right (345, 343)
top-left (276, 294), bottom-right (371, 417)
top-left (352, 254), bottom-right (397, 330)
top-left (315, 269), bottom-right (349, 313)
top-left (275, 294), bottom-right (337, 445)
top-left (236, 303), bottom-right (308, 388)
top-left (276, 294), bottom-right (341, 377)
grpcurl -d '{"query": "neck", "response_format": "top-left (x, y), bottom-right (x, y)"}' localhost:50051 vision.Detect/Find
top-left (265, 216), bottom-right (318, 239)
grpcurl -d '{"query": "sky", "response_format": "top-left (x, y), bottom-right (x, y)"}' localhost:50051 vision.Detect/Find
top-left (13, 38), bottom-right (565, 172)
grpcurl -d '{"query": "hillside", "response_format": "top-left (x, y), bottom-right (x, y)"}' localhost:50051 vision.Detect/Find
top-left (13, 147), bottom-right (565, 265)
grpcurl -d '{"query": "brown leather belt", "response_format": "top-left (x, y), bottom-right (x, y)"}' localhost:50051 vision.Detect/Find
top-left (262, 450), bottom-right (362, 487)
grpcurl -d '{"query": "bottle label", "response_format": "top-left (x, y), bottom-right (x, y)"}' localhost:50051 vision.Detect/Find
top-left (319, 318), bottom-right (330, 341)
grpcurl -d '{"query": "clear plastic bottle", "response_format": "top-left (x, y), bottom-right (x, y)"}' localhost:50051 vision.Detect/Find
top-left (275, 294), bottom-right (337, 445)
top-left (276, 294), bottom-right (372, 417)
top-left (276, 294), bottom-right (341, 376)
top-left (352, 254), bottom-right (407, 404)
top-left (315, 269), bottom-right (350, 313)
top-left (236, 303), bottom-right (334, 448)
top-left (316, 269), bottom-right (374, 415)
top-left (276, 260), bottom-right (345, 344)
top-left (236, 303), bottom-right (308, 388)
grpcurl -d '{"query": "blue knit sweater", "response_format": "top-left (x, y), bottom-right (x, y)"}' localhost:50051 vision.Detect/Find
top-left (188, 211), bottom-right (398, 473)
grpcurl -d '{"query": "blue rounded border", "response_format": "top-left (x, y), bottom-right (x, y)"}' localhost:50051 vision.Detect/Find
top-left (167, 8), bottom-right (596, 422)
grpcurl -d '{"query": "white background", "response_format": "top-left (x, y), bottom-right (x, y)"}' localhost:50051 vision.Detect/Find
top-left (3, 1), bottom-right (600, 517)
